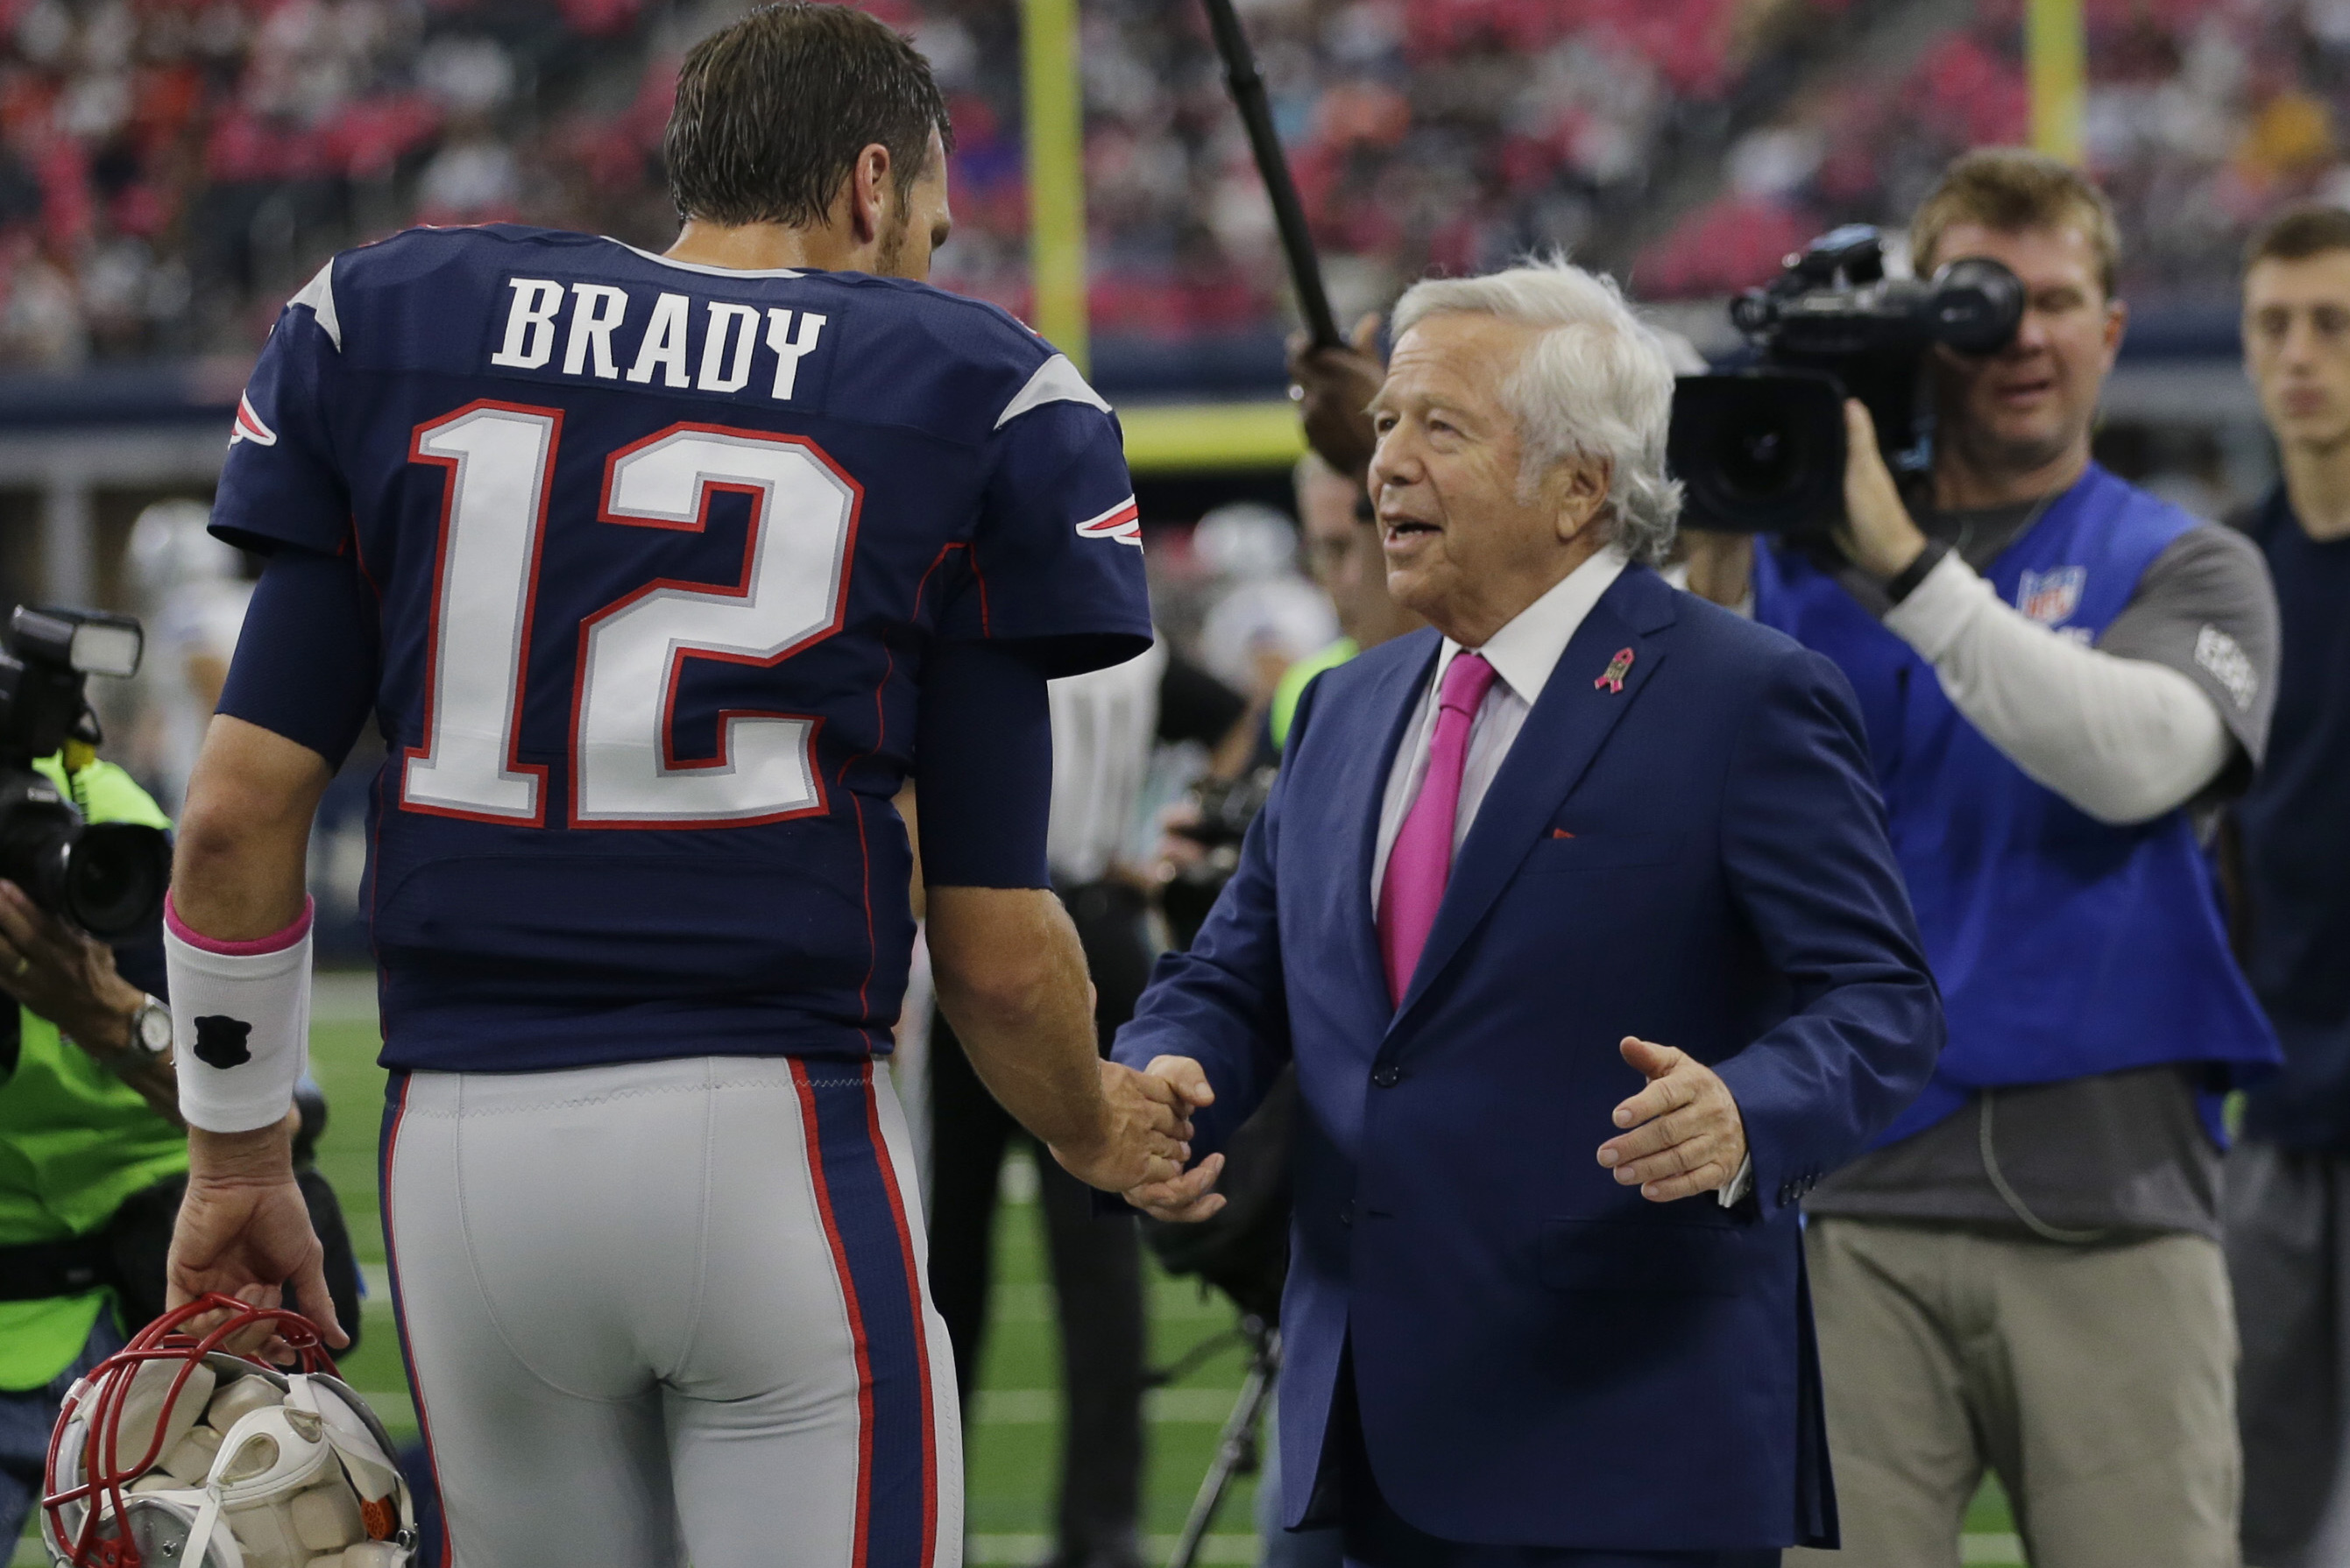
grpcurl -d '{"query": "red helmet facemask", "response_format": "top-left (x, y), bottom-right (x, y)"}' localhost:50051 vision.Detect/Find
top-left (41, 1294), bottom-right (415, 1568)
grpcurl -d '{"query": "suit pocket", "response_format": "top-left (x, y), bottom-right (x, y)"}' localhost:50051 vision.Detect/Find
top-left (1539, 1218), bottom-right (1743, 1296)
top-left (1520, 831), bottom-right (1686, 873)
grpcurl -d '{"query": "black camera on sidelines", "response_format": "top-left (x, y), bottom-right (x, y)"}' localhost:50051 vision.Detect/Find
top-left (1669, 224), bottom-right (2026, 538)
top-left (0, 606), bottom-right (172, 938)
top-left (1160, 764), bottom-right (1279, 950)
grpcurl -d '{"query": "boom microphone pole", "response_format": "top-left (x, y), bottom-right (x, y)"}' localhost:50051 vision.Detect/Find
top-left (1198, 0), bottom-right (1346, 351)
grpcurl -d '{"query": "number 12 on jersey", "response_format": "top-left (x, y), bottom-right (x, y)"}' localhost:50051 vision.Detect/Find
top-left (402, 401), bottom-right (860, 829)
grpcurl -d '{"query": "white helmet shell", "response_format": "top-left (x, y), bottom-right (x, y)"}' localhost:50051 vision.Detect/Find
top-left (44, 1301), bottom-right (415, 1568)
top-left (126, 498), bottom-right (241, 601)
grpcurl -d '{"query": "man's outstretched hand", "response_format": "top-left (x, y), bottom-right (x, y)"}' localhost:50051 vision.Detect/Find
top-left (1597, 1036), bottom-right (1748, 1203)
top-left (167, 1119), bottom-right (348, 1355)
top-left (1287, 313), bottom-right (1384, 483)
top-left (1048, 1058), bottom-right (1196, 1194)
top-left (1120, 1056), bottom-right (1225, 1223)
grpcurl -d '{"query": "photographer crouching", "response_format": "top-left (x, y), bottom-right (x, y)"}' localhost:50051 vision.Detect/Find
top-left (1723, 152), bottom-right (2280, 1564)
top-left (0, 609), bottom-right (188, 1549)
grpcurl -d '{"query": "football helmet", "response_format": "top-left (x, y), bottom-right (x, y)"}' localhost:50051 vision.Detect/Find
top-left (41, 1295), bottom-right (416, 1568)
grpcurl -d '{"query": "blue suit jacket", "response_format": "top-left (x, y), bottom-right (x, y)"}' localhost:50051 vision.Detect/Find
top-left (1112, 564), bottom-right (1942, 1552)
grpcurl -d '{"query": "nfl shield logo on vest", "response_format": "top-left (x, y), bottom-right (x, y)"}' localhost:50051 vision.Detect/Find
top-left (2016, 566), bottom-right (2086, 626)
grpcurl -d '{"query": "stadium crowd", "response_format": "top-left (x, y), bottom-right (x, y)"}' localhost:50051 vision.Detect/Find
top-left (21, 0), bottom-right (2350, 366)
top-left (1642, 0), bottom-right (2350, 299)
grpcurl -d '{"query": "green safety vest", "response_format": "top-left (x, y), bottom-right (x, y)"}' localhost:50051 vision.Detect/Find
top-left (0, 755), bottom-right (181, 1391)
top-left (1269, 637), bottom-right (1358, 753)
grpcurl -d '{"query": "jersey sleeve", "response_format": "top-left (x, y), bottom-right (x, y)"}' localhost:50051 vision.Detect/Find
top-left (216, 545), bottom-right (382, 770)
top-left (209, 260), bottom-right (351, 557)
top-left (942, 356), bottom-right (1153, 678)
top-left (914, 640), bottom-right (1053, 889)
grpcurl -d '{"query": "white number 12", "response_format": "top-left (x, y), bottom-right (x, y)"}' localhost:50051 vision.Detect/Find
top-left (401, 402), bottom-right (859, 829)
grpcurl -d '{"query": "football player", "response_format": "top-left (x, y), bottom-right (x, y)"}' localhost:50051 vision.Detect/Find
top-left (156, 6), bottom-right (1209, 1564)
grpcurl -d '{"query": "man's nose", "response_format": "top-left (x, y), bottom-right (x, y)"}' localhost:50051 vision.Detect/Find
top-left (2006, 307), bottom-right (2056, 356)
top-left (1370, 427), bottom-right (1421, 491)
top-left (2283, 315), bottom-right (2324, 366)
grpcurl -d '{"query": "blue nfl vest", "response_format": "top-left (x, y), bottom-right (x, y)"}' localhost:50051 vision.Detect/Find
top-left (1753, 463), bottom-right (2279, 1147)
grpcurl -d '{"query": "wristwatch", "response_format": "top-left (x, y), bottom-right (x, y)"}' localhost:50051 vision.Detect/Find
top-left (124, 994), bottom-right (173, 1062)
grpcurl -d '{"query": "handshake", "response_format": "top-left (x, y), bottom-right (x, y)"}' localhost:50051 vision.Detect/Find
top-left (1044, 1036), bottom-right (1752, 1218)
top-left (1047, 1057), bottom-right (1231, 1224)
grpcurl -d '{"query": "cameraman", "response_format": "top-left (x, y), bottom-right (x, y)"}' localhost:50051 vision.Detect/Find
top-left (1727, 151), bottom-right (2277, 1564)
top-left (0, 738), bottom-right (181, 1549)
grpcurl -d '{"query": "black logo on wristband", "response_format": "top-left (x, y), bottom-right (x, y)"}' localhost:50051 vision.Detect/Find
top-left (191, 1015), bottom-right (253, 1070)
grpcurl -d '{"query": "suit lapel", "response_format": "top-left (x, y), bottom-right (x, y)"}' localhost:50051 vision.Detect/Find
top-left (1391, 567), bottom-right (1679, 1025)
top-left (1329, 631), bottom-right (1442, 988)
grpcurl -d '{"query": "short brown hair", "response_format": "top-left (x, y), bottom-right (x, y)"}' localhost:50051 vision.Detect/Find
top-left (2245, 203), bottom-right (2350, 272)
top-left (665, 3), bottom-right (953, 229)
top-left (1910, 147), bottom-right (2121, 300)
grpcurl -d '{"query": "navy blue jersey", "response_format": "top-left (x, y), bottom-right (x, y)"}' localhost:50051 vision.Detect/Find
top-left (212, 224), bottom-right (1152, 1073)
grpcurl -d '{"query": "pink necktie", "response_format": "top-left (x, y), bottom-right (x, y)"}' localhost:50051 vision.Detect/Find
top-left (1377, 651), bottom-right (1499, 1005)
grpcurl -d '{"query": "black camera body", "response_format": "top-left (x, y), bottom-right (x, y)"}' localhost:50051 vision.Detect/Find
top-left (1669, 224), bottom-right (2026, 538)
top-left (0, 606), bottom-right (171, 939)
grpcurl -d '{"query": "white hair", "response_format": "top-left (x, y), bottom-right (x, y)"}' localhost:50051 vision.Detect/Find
top-left (1389, 258), bottom-right (1682, 565)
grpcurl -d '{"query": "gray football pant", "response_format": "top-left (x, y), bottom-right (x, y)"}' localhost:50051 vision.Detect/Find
top-left (382, 1056), bottom-right (962, 1568)
top-left (1785, 1216), bottom-right (2240, 1568)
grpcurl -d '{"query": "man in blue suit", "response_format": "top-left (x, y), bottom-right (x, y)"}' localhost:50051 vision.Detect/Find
top-left (1108, 260), bottom-right (1943, 1565)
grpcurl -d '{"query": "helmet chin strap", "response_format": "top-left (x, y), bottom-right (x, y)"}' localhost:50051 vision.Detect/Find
top-left (180, 1490), bottom-right (226, 1567)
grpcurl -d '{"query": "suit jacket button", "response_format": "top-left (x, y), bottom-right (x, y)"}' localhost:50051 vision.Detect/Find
top-left (1371, 1064), bottom-right (1400, 1088)
top-left (1339, 1203), bottom-right (1355, 1226)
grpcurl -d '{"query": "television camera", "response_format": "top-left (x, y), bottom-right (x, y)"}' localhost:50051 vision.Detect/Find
top-left (1668, 225), bottom-right (2028, 539)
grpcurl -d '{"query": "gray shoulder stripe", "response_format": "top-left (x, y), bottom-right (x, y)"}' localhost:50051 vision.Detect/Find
top-left (289, 258), bottom-right (341, 350)
top-left (996, 353), bottom-right (1109, 428)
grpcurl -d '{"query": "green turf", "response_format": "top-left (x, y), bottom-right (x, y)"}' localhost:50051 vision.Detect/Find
top-left (16, 996), bottom-right (2028, 1565)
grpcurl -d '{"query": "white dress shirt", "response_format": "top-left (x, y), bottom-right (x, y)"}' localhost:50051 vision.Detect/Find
top-left (1370, 546), bottom-right (1628, 897)
top-left (1368, 543), bottom-right (1750, 1206)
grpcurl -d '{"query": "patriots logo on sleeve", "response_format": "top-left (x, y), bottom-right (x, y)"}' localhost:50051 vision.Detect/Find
top-left (1075, 496), bottom-right (1142, 547)
top-left (230, 392), bottom-right (279, 448)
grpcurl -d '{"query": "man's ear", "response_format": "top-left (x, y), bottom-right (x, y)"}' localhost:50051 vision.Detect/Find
top-left (2100, 295), bottom-right (2129, 371)
top-left (1549, 455), bottom-right (1612, 542)
top-left (848, 143), bottom-right (894, 245)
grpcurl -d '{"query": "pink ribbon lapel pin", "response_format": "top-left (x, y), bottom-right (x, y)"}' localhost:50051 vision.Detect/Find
top-left (1594, 646), bottom-right (1635, 694)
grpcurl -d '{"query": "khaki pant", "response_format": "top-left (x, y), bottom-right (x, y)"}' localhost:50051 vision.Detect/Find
top-left (1785, 1218), bottom-right (2240, 1568)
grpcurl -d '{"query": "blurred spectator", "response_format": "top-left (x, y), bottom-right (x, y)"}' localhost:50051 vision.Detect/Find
top-left (2228, 201), bottom-right (2350, 1568)
top-left (124, 496), bottom-right (249, 816)
top-left (1192, 500), bottom-right (1338, 703)
top-left (1267, 451), bottom-right (1419, 750)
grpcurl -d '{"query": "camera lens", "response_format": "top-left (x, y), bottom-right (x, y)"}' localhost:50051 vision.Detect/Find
top-left (1669, 370), bottom-right (1847, 537)
top-left (0, 781), bottom-right (78, 916)
top-left (1712, 413), bottom-right (1810, 505)
top-left (64, 823), bottom-right (170, 939)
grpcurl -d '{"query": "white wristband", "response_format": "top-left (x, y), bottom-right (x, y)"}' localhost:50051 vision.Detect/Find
top-left (165, 894), bottom-right (314, 1134)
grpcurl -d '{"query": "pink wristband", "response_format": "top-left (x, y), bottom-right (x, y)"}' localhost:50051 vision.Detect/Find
top-left (163, 891), bottom-right (314, 957)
